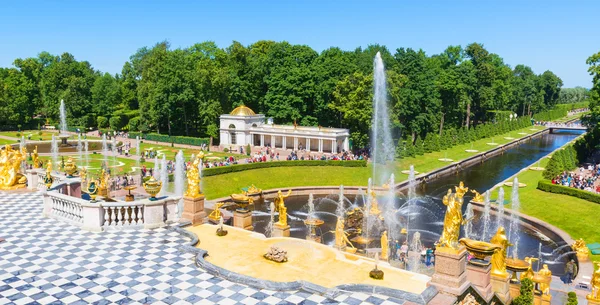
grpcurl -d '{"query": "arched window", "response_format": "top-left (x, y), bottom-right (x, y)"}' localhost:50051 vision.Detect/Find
top-left (229, 124), bottom-right (236, 144)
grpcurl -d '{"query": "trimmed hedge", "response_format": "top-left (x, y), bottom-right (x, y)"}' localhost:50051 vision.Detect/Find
top-left (129, 132), bottom-right (209, 146)
top-left (203, 160), bottom-right (367, 177)
top-left (537, 179), bottom-right (600, 204)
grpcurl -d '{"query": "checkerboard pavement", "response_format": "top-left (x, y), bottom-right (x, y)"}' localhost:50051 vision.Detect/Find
top-left (0, 191), bottom-right (404, 305)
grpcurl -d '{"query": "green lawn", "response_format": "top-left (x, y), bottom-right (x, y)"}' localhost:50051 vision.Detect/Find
top-left (0, 138), bottom-right (17, 145)
top-left (0, 130), bottom-right (101, 141)
top-left (203, 125), bottom-right (546, 199)
top-left (131, 142), bottom-right (244, 161)
top-left (553, 111), bottom-right (589, 123)
top-left (490, 157), bottom-right (600, 262)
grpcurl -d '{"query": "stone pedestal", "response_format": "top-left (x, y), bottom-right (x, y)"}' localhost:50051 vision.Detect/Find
top-left (491, 273), bottom-right (512, 304)
top-left (533, 294), bottom-right (551, 305)
top-left (466, 263), bottom-right (493, 302)
top-left (430, 246), bottom-right (469, 297)
top-left (272, 224), bottom-right (290, 237)
top-left (182, 195), bottom-right (207, 225)
top-left (26, 169), bottom-right (39, 190)
top-left (233, 210), bottom-right (253, 230)
top-left (509, 282), bottom-right (521, 300)
top-left (98, 188), bottom-right (108, 197)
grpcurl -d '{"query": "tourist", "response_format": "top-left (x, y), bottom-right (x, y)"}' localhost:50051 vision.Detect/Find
top-left (563, 259), bottom-right (578, 285)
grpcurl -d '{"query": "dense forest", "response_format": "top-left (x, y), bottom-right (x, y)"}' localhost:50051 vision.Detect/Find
top-left (0, 40), bottom-right (585, 147)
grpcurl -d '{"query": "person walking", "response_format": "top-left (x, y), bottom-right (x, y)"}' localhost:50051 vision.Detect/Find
top-left (563, 259), bottom-right (578, 286)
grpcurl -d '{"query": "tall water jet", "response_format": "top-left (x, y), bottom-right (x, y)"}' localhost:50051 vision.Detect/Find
top-left (84, 138), bottom-right (89, 168)
top-left (153, 157), bottom-right (160, 179)
top-left (406, 165), bottom-right (417, 243)
top-left (509, 177), bottom-right (521, 258)
top-left (481, 191), bottom-right (492, 240)
top-left (77, 134), bottom-right (82, 167)
top-left (160, 155), bottom-right (168, 196)
top-left (371, 52), bottom-right (394, 186)
top-left (101, 134), bottom-right (108, 167)
top-left (409, 232), bottom-right (422, 273)
top-left (537, 242), bottom-right (543, 271)
top-left (266, 201), bottom-right (275, 237)
top-left (51, 135), bottom-right (58, 172)
top-left (336, 185), bottom-right (345, 219)
top-left (464, 202), bottom-right (474, 239)
top-left (135, 136), bottom-right (141, 169)
top-left (59, 100), bottom-right (68, 134)
top-left (20, 136), bottom-right (26, 150)
top-left (306, 193), bottom-right (316, 240)
top-left (174, 150), bottom-right (185, 217)
top-left (384, 174), bottom-right (397, 241)
top-left (198, 159), bottom-right (204, 194)
top-left (111, 136), bottom-right (117, 168)
top-left (496, 187), bottom-right (505, 232)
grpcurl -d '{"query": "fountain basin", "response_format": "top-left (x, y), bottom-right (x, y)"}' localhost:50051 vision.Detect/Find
top-left (11, 140), bottom-right (111, 153)
top-left (187, 224), bottom-right (430, 293)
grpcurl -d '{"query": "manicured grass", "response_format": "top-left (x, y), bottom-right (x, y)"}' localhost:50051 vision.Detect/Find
top-left (491, 157), bottom-right (600, 262)
top-left (0, 130), bottom-right (62, 141)
top-left (0, 138), bottom-right (17, 145)
top-left (553, 111), bottom-right (589, 123)
top-left (131, 142), bottom-right (244, 161)
top-left (203, 126), bottom-right (545, 199)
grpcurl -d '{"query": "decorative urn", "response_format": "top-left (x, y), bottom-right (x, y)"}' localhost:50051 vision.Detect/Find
top-left (86, 179), bottom-right (99, 203)
top-left (64, 157), bottom-right (78, 177)
top-left (143, 176), bottom-right (162, 201)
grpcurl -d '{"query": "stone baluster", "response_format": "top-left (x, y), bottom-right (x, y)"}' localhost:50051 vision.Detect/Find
top-left (125, 207), bottom-right (131, 226)
top-left (111, 207), bottom-right (117, 226)
top-left (136, 206), bottom-right (142, 225)
top-left (118, 208), bottom-right (124, 227)
top-left (103, 208), bottom-right (110, 226)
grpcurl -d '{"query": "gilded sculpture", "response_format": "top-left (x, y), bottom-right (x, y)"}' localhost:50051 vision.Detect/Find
top-left (209, 202), bottom-right (225, 223)
top-left (184, 154), bottom-right (202, 198)
top-left (63, 157), bottom-right (77, 177)
top-left (334, 217), bottom-right (355, 250)
top-left (274, 190), bottom-right (292, 227)
top-left (572, 238), bottom-right (590, 261)
top-left (490, 226), bottom-right (513, 277)
top-left (470, 190), bottom-right (484, 203)
top-left (0, 144), bottom-right (28, 190)
top-left (588, 264), bottom-right (600, 301)
top-left (380, 231), bottom-right (389, 261)
top-left (520, 256), bottom-right (538, 281)
top-left (438, 188), bottom-right (469, 249)
top-left (455, 181), bottom-right (469, 199)
top-left (32, 146), bottom-right (42, 168)
top-left (538, 264), bottom-right (552, 295)
top-left (369, 189), bottom-right (381, 215)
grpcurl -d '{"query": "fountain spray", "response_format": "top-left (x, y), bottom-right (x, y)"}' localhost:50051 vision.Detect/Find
top-left (306, 193), bottom-right (315, 240)
top-left (266, 201), bottom-right (276, 237)
top-left (481, 191), bottom-right (491, 240)
top-left (77, 134), bottom-right (82, 167)
top-left (59, 100), bottom-right (68, 134)
top-left (509, 177), bottom-right (521, 258)
top-left (371, 52), bottom-right (394, 186)
top-left (84, 138), bottom-right (89, 168)
top-left (198, 159), bottom-right (204, 194)
top-left (101, 134), bottom-right (108, 167)
top-left (51, 134), bottom-right (58, 173)
top-left (111, 136), bottom-right (117, 168)
top-left (410, 232), bottom-right (422, 273)
top-left (406, 165), bottom-right (417, 243)
top-left (160, 155), bottom-right (168, 196)
top-left (336, 185), bottom-right (345, 219)
top-left (174, 150), bottom-right (185, 217)
top-left (464, 202), bottom-right (474, 239)
top-left (496, 187), bottom-right (505, 232)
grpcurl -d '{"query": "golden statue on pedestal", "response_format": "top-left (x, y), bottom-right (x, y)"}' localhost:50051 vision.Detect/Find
top-left (438, 188), bottom-right (469, 249)
top-left (209, 202), bottom-right (225, 223)
top-left (32, 146), bottom-right (42, 168)
top-left (381, 231), bottom-right (389, 261)
top-left (588, 264), bottom-right (600, 301)
top-left (274, 190), bottom-right (292, 227)
top-left (572, 238), bottom-right (590, 261)
top-left (184, 154), bottom-right (202, 198)
top-left (538, 264), bottom-right (552, 295)
top-left (490, 226), bottom-right (512, 277)
top-left (0, 144), bottom-right (28, 190)
top-left (334, 217), bottom-right (355, 250)
top-left (520, 257), bottom-right (538, 281)
top-left (471, 190), bottom-right (484, 203)
top-left (369, 189), bottom-right (381, 215)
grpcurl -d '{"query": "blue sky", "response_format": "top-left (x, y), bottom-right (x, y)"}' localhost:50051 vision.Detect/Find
top-left (1, 0), bottom-right (598, 87)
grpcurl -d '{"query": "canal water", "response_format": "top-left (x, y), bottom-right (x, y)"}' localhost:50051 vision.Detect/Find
top-left (251, 129), bottom-right (584, 275)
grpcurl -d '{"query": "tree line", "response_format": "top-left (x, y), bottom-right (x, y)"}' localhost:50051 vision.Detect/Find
top-left (0, 40), bottom-right (569, 148)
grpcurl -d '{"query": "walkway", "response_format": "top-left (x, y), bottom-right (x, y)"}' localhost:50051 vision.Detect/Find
top-left (0, 190), bottom-right (402, 305)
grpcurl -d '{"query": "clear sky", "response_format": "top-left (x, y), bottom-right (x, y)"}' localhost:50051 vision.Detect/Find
top-left (2, 0), bottom-right (598, 87)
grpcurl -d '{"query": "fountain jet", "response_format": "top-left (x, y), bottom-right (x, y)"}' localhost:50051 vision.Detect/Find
top-left (496, 187), bottom-right (505, 233)
top-left (371, 52), bottom-right (394, 186)
top-left (174, 150), bottom-right (185, 216)
top-left (509, 177), bottom-right (521, 258)
top-left (481, 191), bottom-right (491, 240)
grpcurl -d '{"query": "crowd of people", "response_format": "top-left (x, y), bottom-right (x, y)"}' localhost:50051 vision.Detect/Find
top-left (551, 164), bottom-right (600, 193)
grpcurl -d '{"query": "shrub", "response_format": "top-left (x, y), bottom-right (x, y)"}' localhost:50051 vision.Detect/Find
top-left (223, 148), bottom-right (229, 153)
top-left (128, 132), bottom-right (209, 147)
top-left (511, 278), bottom-right (533, 305)
top-left (16, 132), bottom-right (21, 137)
top-left (246, 144), bottom-right (251, 156)
top-left (97, 116), bottom-right (109, 128)
top-left (203, 160), bottom-right (367, 177)
top-left (567, 291), bottom-right (578, 305)
top-left (537, 180), bottom-right (600, 204)
top-left (38, 131), bottom-right (42, 136)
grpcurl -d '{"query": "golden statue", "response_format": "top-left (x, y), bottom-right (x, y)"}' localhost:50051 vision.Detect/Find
top-left (247, 184), bottom-right (262, 195)
top-left (455, 181), bottom-right (469, 198)
top-left (588, 264), bottom-right (600, 301)
top-left (573, 238), bottom-right (590, 261)
top-left (98, 169), bottom-right (109, 190)
top-left (369, 189), bottom-right (381, 215)
top-left (334, 217), bottom-right (355, 250)
top-left (0, 144), bottom-right (28, 190)
top-left (538, 264), bottom-right (552, 295)
top-left (274, 190), bottom-right (292, 227)
top-left (209, 202), bottom-right (225, 223)
top-left (520, 257), bottom-right (538, 281)
top-left (381, 231), bottom-right (389, 261)
top-left (63, 157), bottom-right (77, 177)
top-left (490, 226), bottom-right (513, 277)
top-left (471, 190), bottom-right (484, 203)
top-left (438, 189), bottom-right (468, 249)
top-left (32, 146), bottom-right (42, 168)
top-left (184, 154), bottom-right (202, 198)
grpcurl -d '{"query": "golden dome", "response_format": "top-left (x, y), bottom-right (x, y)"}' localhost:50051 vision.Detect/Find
top-left (230, 105), bottom-right (256, 116)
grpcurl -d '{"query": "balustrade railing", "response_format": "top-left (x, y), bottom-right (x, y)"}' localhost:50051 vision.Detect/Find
top-left (102, 203), bottom-right (144, 228)
top-left (48, 192), bottom-right (84, 225)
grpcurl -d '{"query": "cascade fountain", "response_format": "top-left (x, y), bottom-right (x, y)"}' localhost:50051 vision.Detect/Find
top-left (496, 187), bottom-right (505, 232)
top-left (481, 191), bottom-right (492, 240)
top-left (153, 157), bottom-right (160, 180)
top-left (51, 135), bottom-right (58, 172)
top-left (101, 134), bottom-right (108, 166)
top-left (371, 52), bottom-right (394, 186)
top-left (509, 177), bottom-right (521, 258)
top-left (174, 150), bottom-right (185, 216)
top-left (84, 138), bottom-right (89, 168)
top-left (409, 232), bottom-right (422, 273)
top-left (464, 202), bottom-right (474, 239)
top-left (160, 155), bottom-right (168, 196)
top-left (77, 134), bottom-right (82, 167)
